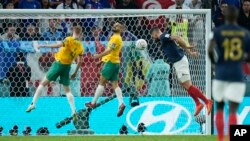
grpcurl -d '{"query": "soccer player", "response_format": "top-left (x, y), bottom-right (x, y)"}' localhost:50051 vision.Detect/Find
top-left (85, 23), bottom-right (125, 117)
top-left (209, 6), bottom-right (250, 141)
top-left (26, 25), bottom-right (84, 120)
top-left (150, 27), bottom-right (213, 116)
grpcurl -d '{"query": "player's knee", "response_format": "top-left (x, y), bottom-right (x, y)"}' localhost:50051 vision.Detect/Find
top-left (229, 101), bottom-right (239, 114)
top-left (216, 101), bottom-right (224, 111)
top-left (99, 76), bottom-right (107, 85)
top-left (41, 79), bottom-right (49, 86)
top-left (63, 86), bottom-right (71, 93)
top-left (181, 80), bottom-right (192, 90)
top-left (111, 81), bottom-right (119, 89)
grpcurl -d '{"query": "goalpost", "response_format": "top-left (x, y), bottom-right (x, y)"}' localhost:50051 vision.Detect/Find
top-left (0, 9), bottom-right (212, 135)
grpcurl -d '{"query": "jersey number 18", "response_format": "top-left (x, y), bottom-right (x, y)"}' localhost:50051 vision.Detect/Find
top-left (222, 38), bottom-right (243, 61)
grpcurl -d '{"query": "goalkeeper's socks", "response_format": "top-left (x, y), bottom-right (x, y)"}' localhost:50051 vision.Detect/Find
top-left (32, 84), bottom-right (45, 105)
top-left (216, 111), bottom-right (224, 141)
top-left (92, 85), bottom-right (104, 104)
top-left (188, 85), bottom-right (209, 103)
top-left (115, 87), bottom-right (124, 106)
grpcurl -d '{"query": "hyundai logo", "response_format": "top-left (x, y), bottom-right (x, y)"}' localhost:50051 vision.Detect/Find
top-left (126, 101), bottom-right (192, 134)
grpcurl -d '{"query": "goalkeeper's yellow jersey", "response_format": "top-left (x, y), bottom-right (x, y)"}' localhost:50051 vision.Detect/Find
top-left (102, 33), bottom-right (123, 63)
top-left (55, 36), bottom-right (84, 64)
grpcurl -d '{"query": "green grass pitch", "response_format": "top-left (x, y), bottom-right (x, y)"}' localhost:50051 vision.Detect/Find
top-left (0, 135), bottom-right (216, 141)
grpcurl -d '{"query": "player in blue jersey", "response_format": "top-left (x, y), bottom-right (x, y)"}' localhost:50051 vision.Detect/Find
top-left (209, 6), bottom-right (250, 141)
top-left (150, 27), bottom-right (213, 116)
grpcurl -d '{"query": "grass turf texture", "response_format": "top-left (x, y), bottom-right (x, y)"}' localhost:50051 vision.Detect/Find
top-left (0, 135), bottom-right (216, 141)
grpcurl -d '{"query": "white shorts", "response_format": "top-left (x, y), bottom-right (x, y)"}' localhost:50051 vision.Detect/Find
top-left (212, 80), bottom-right (246, 103)
top-left (173, 56), bottom-right (191, 83)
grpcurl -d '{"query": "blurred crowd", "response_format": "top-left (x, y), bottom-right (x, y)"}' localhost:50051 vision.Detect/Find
top-left (0, 0), bottom-right (210, 42)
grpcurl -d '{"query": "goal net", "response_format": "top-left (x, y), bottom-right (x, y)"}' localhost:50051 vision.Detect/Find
top-left (0, 9), bottom-right (211, 135)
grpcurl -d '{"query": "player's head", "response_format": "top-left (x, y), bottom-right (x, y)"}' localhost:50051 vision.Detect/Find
top-left (225, 5), bottom-right (239, 24)
top-left (242, 0), bottom-right (250, 13)
top-left (150, 27), bottom-right (162, 41)
top-left (112, 22), bottom-right (123, 33)
top-left (220, 1), bottom-right (228, 14)
top-left (72, 25), bottom-right (82, 38)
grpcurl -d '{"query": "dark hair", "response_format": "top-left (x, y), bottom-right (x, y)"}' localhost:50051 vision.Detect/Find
top-left (3, 2), bottom-right (14, 9)
top-left (150, 27), bottom-right (160, 34)
top-left (225, 5), bottom-right (239, 22)
top-left (220, 0), bottom-right (228, 5)
top-left (243, 0), bottom-right (250, 4)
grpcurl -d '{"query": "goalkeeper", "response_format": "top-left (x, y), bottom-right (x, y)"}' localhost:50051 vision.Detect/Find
top-left (150, 27), bottom-right (213, 116)
top-left (26, 26), bottom-right (84, 120)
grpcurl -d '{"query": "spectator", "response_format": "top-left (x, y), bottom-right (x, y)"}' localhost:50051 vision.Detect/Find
top-left (56, 0), bottom-right (78, 9)
top-left (116, 0), bottom-right (138, 9)
top-left (0, 2), bottom-right (19, 34)
top-left (238, 0), bottom-right (250, 30)
top-left (0, 23), bottom-right (19, 40)
top-left (100, 0), bottom-right (112, 8)
top-left (86, 0), bottom-right (103, 9)
top-left (4, 1), bottom-right (15, 9)
top-left (42, 19), bottom-right (64, 40)
top-left (77, 0), bottom-right (87, 8)
top-left (187, 0), bottom-right (202, 9)
top-left (49, 0), bottom-right (63, 8)
top-left (18, 0), bottom-right (41, 9)
top-left (4, 52), bottom-right (31, 97)
top-left (223, 0), bottom-right (240, 8)
top-left (41, 0), bottom-right (51, 8)
top-left (168, 0), bottom-right (190, 9)
top-left (212, 1), bottom-right (228, 27)
top-left (86, 26), bottom-right (107, 41)
top-left (20, 24), bottom-right (42, 41)
top-left (201, 0), bottom-right (211, 8)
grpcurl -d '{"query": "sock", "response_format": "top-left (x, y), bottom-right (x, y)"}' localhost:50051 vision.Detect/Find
top-left (32, 85), bottom-right (44, 105)
top-left (188, 85), bottom-right (209, 104)
top-left (66, 92), bottom-right (76, 115)
top-left (187, 86), bottom-right (201, 105)
top-left (229, 113), bottom-right (237, 139)
top-left (92, 85), bottom-right (104, 104)
top-left (115, 87), bottom-right (124, 106)
top-left (216, 111), bottom-right (224, 141)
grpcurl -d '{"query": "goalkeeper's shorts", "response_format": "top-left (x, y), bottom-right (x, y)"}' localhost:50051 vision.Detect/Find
top-left (101, 61), bottom-right (120, 81)
top-left (46, 61), bottom-right (71, 86)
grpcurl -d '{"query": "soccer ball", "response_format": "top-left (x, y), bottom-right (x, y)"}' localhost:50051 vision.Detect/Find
top-left (135, 39), bottom-right (147, 50)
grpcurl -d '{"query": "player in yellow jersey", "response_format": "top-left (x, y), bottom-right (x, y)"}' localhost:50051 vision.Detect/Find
top-left (85, 23), bottom-right (126, 117)
top-left (26, 26), bottom-right (84, 120)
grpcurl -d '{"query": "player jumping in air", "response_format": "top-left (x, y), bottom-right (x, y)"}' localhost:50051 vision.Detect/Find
top-left (26, 25), bottom-right (84, 120)
top-left (85, 23), bottom-right (125, 117)
top-left (209, 6), bottom-right (250, 141)
top-left (150, 27), bottom-right (213, 116)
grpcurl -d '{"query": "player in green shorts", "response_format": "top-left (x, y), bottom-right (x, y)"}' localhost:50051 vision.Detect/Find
top-left (85, 23), bottom-right (126, 117)
top-left (26, 26), bottom-right (84, 121)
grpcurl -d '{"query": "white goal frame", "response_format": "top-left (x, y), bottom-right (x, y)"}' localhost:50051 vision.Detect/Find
top-left (0, 9), bottom-right (212, 135)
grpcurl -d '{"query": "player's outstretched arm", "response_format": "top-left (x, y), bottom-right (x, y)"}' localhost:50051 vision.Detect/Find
top-left (38, 42), bottom-right (63, 49)
top-left (93, 48), bottom-right (112, 59)
top-left (71, 56), bottom-right (83, 80)
top-left (171, 35), bottom-right (194, 49)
